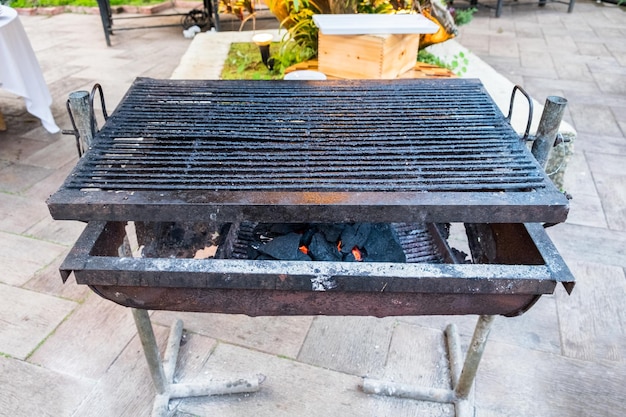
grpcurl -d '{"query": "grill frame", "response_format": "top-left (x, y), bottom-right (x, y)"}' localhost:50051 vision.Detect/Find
top-left (61, 221), bottom-right (573, 317)
top-left (47, 77), bottom-right (569, 224)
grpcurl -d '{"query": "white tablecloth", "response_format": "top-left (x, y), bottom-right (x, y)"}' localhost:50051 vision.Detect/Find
top-left (0, 5), bottom-right (59, 133)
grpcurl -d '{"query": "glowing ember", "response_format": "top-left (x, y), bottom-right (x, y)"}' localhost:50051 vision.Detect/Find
top-left (352, 247), bottom-right (363, 261)
top-left (299, 245), bottom-right (309, 255)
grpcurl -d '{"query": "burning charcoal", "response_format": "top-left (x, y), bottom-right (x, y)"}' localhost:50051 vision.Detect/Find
top-left (308, 232), bottom-right (342, 261)
top-left (257, 232), bottom-right (311, 261)
top-left (362, 224), bottom-right (406, 263)
top-left (300, 227), bottom-right (316, 247)
top-left (339, 223), bottom-right (372, 254)
top-left (318, 224), bottom-right (343, 243)
top-left (342, 248), bottom-right (363, 262)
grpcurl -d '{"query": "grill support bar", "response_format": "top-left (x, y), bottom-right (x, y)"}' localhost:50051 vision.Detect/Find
top-left (531, 96), bottom-right (568, 169)
top-left (362, 315), bottom-right (495, 416)
top-left (131, 308), bottom-right (263, 417)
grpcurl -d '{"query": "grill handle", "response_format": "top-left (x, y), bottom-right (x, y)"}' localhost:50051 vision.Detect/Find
top-left (62, 84), bottom-right (109, 158)
top-left (505, 85), bottom-right (534, 141)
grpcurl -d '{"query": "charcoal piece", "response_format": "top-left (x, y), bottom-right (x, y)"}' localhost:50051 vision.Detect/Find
top-left (257, 232), bottom-right (311, 261)
top-left (363, 224), bottom-right (406, 263)
top-left (308, 232), bottom-right (342, 261)
top-left (340, 223), bottom-right (372, 253)
top-left (342, 250), bottom-right (363, 262)
top-left (301, 227), bottom-right (316, 247)
top-left (318, 224), bottom-right (343, 243)
top-left (268, 223), bottom-right (305, 236)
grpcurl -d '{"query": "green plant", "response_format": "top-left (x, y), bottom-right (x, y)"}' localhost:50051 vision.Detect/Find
top-left (221, 42), bottom-right (283, 79)
top-left (448, 51), bottom-right (468, 75)
top-left (357, 0), bottom-right (395, 14)
top-left (450, 6), bottom-right (476, 25)
top-left (279, 0), bottom-right (320, 52)
top-left (417, 49), bottom-right (451, 69)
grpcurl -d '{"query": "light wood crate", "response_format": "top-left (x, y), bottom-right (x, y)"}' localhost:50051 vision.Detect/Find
top-left (317, 32), bottom-right (421, 79)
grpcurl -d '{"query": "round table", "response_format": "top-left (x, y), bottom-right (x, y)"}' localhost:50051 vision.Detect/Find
top-left (0, 6), bottom-right (59, 133)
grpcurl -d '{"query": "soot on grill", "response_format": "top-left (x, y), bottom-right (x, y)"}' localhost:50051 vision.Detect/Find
top-left (248, 223), bottom-right (406, 263)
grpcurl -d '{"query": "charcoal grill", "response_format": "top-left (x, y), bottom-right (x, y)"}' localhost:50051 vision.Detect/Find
top-left (49, 77), bottom-right (574, 417)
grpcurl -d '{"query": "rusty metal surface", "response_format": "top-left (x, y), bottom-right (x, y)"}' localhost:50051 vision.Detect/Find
top-left (47, 78), bottom-right (569, 224)
top-left (60, 221), bottom-right (574, 317)
top-left (89, 285), bottom-right (543, 318)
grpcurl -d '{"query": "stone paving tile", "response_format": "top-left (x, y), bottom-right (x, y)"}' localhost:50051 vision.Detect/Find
top-left (613, 105), bottom-right (626, 137)
top-left (561, 152), bottom-right (608, 229)
top-left (0, 163), bottom-right (53, 194)
top-left (0, 283), bottom-right (76, 359)
top-left (556, 260), bottom-right (626, 362)
top-left (592, 71), bottom-right (626, 95)
top-left (513, 20), bottom-right (545, 39)
top-left (25, 217), bottom-right (85, 246)
top-left (0, 193), bottom-right (50, 234)
top-left (297, 316), bottom-right (395, 376)
top-left (547, 224), bottom-right (626, 269)
top-left (560, 101), bottom-right (623, 136)
top-left (176, 342), bottom-right (453, 417)
top-left (23, 158), bottom-right (77, 203)
top-left (20, 137), bottom-right (77, 170)
top-left (71, 324), bottom-right (168, 417)
top-left (585, 152), bottom-right (626, 231)
top-left (546, 50), bottom-right (595, 80)
top-left (454, 33), bottom-right (490, 54)
top-left (516, 36), bottom-right (548, 52)
top-left (574, 133), bottom-right (626, 155)
top-left (0, 356), bottom-right (95, 417)
top-left (0, 135), bottom-right (49, 162)
top-left (488, 36), bottom-right (521, 58)
top-left (576, 41), bottom-right (612, 56)
top-left (23, 253), bottom-right (91, 301)
top-left (152, 311), bottom-right (313, 359)
top-left (0, 230), bottom-right (67, 286)
top-left (399, 294), bottom-right (563, 355)
top-left (29, 294), bottom-right (139, 379)
top-left (476, 340), bottom-right (626, 417)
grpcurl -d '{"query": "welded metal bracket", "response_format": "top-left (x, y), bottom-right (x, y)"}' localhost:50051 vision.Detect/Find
top-left (131, 309), bottom-right (264, 417)
top-left (362, 315), bottom-right (495, 417)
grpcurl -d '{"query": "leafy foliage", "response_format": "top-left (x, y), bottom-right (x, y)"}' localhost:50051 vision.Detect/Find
top-left (357, 0), bottom-right (395, 14)
top-left (417, 49), bottom-right (450, 69)
top-left (448, 6), bottom-right (477, 26)
top-left (221, 42), bottom-right (283, 79)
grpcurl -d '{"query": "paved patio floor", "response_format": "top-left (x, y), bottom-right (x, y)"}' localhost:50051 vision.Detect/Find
top-left (0, 1), bottom-right (625, 416)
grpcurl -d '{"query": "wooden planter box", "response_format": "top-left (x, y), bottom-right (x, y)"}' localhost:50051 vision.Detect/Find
top-left (318, 33), bottom-right (421, 79)
top-left (313, 14), bottom-right (438, 79)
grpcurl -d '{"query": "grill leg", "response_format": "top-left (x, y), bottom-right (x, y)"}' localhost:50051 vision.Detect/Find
top-left (131, 308), bottom-right (264, 417)
top-left (361, 315), bottom-right (495, 417)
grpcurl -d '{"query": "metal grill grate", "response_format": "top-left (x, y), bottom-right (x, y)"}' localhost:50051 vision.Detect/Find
top-left (71, 78), bottom-right (544, 192)
top-left (48, 78), bottom-right (569, 224)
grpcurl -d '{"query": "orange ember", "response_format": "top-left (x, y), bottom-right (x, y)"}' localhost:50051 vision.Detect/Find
top-left (299, 245), bottom-right (309, 255)
top-left (352, 247), bottom-right (363, 262)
